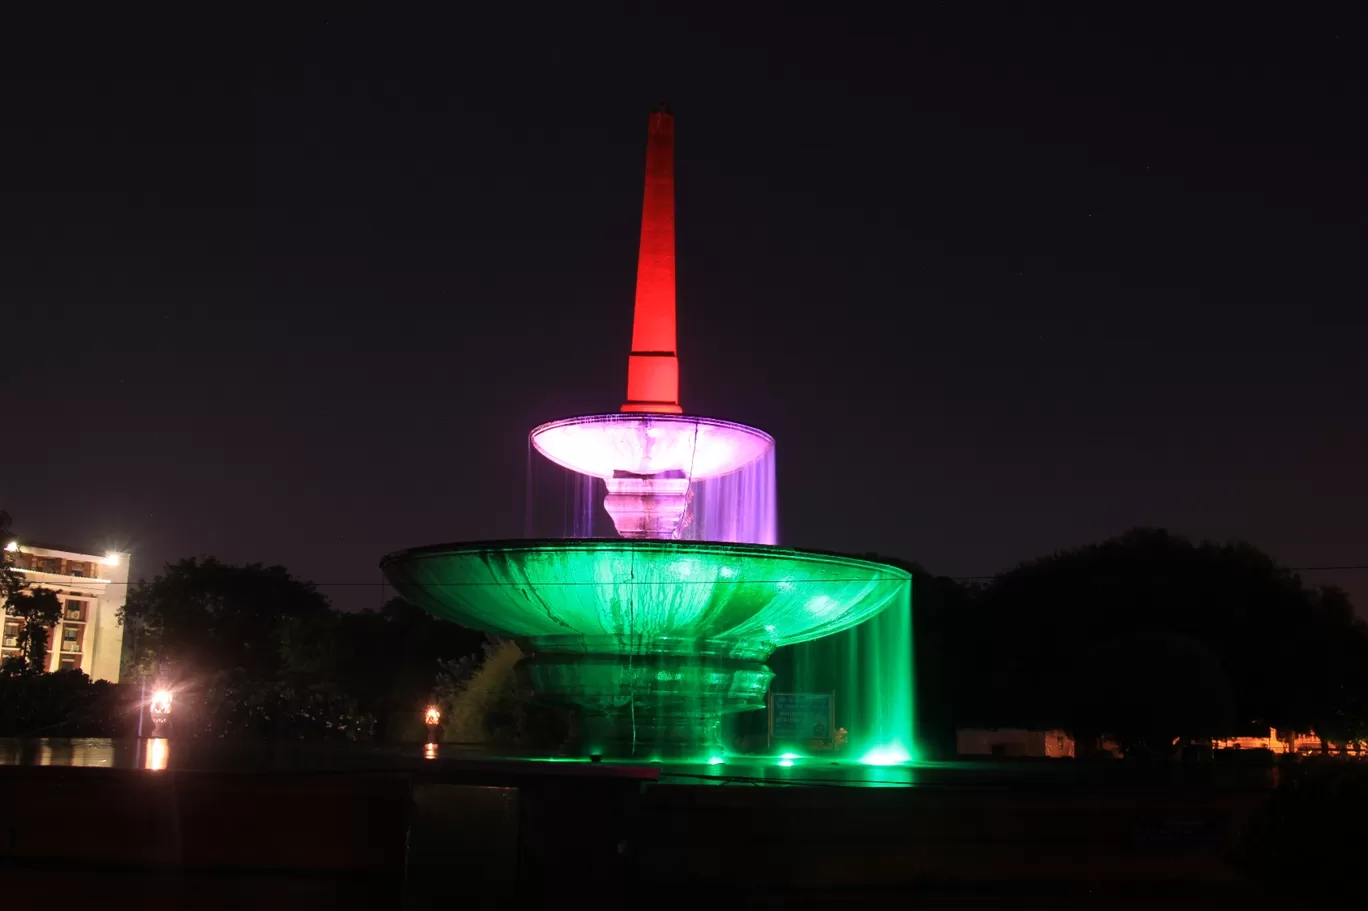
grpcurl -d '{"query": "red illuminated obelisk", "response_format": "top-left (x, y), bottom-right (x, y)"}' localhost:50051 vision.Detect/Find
top-left (621, 106), bottom-right (683, 414)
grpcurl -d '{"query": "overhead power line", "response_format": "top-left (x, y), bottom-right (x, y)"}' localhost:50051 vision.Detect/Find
top-left (19, 563), bottom-right (1368, 588)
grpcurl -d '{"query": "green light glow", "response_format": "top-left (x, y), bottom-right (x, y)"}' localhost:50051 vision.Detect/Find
top-left (789, 582), bottom-right (917, 765)
top-left (707, 756), bottom-right (725, 765)
top-left (859, 744), bottom-right (914, 766)
top-left (778, 751), bottom-right (802, 760)
top-left (777, 759), bottom-right (795, 767)
top-left (382, 539), bottom-right (911, 760)
top-left (381, 539), bottom-right (908, 646)
top-left (522, 757), bottom-right (589, 763)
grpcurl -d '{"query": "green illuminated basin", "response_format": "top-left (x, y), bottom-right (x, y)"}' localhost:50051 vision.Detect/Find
top-left (381, 539), bottom-right (910, 758)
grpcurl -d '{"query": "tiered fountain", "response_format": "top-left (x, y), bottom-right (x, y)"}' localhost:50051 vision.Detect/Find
top-left (382, 107), bottom-right (912, 761)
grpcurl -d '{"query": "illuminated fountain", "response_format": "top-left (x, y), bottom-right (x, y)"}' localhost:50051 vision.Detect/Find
top-left (383, 107), bottom-right (913, 761)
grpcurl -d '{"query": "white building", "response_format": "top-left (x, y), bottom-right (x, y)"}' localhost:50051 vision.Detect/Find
top-left (2, 541), bottom-right (129, 682)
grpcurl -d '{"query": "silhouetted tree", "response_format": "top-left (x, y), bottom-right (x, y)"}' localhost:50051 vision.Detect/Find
top-left (121, 561), bottom-right (484, 740)
top-left (280, 597), bottom-right (484, 741)
top-left (7, 589), bottom-right (61, 672)
top-left (0, 669), bottom-right (124, 736)
top-left (0, 510), bottom-right (63, 673)
top-left (120, 558), bottom-right (350, 738)
top-left (0, 510), bottom-right (18, 597)
top-left (434, 636), bottom-right (569, 750)
top-left (968, 528), bottom-right (1368, 753)
top-left (121, 557), bottom-right (332, 680)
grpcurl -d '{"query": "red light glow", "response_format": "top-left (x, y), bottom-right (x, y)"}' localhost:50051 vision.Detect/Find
top-left (622, 108), bottom-right (682, 415)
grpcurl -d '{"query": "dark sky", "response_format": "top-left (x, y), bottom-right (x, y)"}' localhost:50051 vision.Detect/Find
top-left (3, 6), bottom-right (1364, 612)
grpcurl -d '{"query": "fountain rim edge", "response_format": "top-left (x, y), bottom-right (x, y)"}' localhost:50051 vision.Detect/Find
top-left (527, 412), bottom-right (777, 448)
top-left (379, 538), bottom-right (913, 581)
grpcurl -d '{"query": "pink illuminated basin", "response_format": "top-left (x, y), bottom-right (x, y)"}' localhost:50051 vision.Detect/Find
top-left (530, 414), bottom-right (773, 482)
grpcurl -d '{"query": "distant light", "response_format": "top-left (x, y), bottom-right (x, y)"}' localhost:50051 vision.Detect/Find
top-left (4, 541), bottom-right (16, 552)
top-left (424, 706), bottom-right (440, 725)
top-left (777, 759), bottom-right (795, 767)
top-left (707, 756), bottom-right (725, 765)
top-left (101, 552), bottom-right (120, 567)
top-left (779, 752), bottom-right (801, 761)
top-left (149, 690), bottom-right (172, 718)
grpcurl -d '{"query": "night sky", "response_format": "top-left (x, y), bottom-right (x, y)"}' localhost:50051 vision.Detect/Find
top-left (4, 6), bottom-right (1364, 612)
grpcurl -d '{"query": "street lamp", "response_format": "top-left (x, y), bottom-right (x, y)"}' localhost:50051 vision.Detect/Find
top-left (425, 705), bottom-right (441, 745)
top-left (149, 688), bottom-right (172, 737)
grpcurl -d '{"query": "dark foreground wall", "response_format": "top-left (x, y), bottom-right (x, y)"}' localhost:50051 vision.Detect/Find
top-left (0, 763), bottom-right (647, 909)
top-left (0, 761), bottom-right (1283, 909)
top-left (637, 774), bottom-right (1278, 908)
top-left (0, 768), bottom-right (410, 906)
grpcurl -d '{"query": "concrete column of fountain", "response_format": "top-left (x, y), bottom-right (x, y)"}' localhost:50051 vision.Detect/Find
top-left (382, 107), bottom-right (911, 761)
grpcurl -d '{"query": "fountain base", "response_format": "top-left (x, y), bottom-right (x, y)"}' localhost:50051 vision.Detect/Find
top-left (519, 637), bottom-right (774, 759)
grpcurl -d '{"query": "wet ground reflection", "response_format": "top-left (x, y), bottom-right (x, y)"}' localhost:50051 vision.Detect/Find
top-left (0, 738), bottom-right (177, 770)
top-left (0, 739), bottom-right (924, 785)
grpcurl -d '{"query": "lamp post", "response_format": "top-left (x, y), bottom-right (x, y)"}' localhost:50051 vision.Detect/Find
top-left (149, 688), bottom-right (172, 738)
top-left (424, 705), bottom-right (441, 745)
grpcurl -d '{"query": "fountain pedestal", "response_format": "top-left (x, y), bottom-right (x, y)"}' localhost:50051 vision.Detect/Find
top-left (603, 474), bottom-right (692, 540)
top-left (520, 637), bottom-right (774, 759)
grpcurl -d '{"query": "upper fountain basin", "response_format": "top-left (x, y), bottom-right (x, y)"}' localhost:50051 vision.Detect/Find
top-left (529, 414), bottom-right (774, 481)
top-left (380, 539), bottom-right (909, 650)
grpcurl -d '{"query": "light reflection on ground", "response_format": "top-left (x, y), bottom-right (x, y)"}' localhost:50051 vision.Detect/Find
top-left (0, 739), bottom-right (925, 786)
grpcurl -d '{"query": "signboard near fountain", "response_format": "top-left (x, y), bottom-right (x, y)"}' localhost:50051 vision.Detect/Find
top-left (769, 692), bottom-right (836, 750)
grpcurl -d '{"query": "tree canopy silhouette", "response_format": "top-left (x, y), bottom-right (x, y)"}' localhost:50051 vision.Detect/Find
top-left (961, 528), bottom-right (1368, 751)
top-left (121, 558), bottom-right (482, 739)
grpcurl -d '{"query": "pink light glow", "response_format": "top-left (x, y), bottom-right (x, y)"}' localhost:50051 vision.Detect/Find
top-left (530, 414), bottom-right (773, 482)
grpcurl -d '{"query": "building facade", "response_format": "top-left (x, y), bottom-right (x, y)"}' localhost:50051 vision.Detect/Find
top-left (2, 542), bottom-right (129, 682)
top-left (957, 728), bottom-right (1077, 758)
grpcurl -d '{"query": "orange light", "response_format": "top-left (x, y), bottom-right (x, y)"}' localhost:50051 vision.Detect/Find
top-left (145, 738), bottom-right (169, 771)
top-left (424, 706), bottom-right (440, 726)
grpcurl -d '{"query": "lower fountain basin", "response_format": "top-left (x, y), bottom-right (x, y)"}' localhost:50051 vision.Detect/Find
top-left (380, 539), bottom-right (910, 758)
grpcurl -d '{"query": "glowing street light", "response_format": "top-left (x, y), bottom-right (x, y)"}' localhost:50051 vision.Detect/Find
top-left (424, 704), bottom-right (441, 746)
top-left (4, 540), bottom-right (17, 552)
top-left (149, 688), bottom-right (172, 737)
